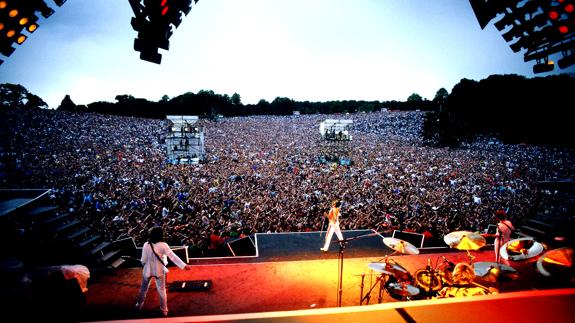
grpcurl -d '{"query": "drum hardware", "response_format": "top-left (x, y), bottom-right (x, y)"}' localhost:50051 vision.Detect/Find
top-left (438, 256), bottom-right (456, 286)
top-left (360, 270), bottom-right (391, 305)
top-left (414, 258), bottom-right (443, 295)
top-left (386, 282), bottom-right (420, 299)
top-left (361, 258), bottom-right (416, 304)
top-left (332, 232), bottom-right (380, 307)
top-left (359, 272), bottom-right (365, 305)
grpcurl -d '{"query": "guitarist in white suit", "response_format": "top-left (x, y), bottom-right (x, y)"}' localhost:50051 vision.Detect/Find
top-left (135, 226), bottom-right (191, 317)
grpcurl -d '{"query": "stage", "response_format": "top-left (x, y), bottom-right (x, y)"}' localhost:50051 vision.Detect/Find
top-left (70, 230), bottom-right (574, 322)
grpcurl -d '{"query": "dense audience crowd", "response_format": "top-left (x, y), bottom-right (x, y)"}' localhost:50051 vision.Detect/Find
top-left (1, 107), bottom-right (573, 254)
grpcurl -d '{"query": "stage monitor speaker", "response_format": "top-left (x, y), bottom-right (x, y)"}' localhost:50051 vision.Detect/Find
top-left (169, 280), bottom-right (212, 292)
top-left (227, 235), bottom-right (256, 256)
top-left (392, 230), bottom-right (425, 248)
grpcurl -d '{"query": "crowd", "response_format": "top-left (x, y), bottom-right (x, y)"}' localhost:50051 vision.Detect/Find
top-left (1, 107), bottom-right (573, 254)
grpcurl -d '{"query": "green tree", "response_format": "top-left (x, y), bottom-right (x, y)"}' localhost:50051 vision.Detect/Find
top-left (407, 93), bottom-right (423, 102)
top-left (25, 93), bottom-right (48, 109)
top-left (433, 88), bottom-right (448, 105)
top-left (57, 95), bottom-right (76, 111)
top-left (0, 83), bottom-right (29, 108)
top-left (231, 92), bottom-right (242, 105)
top-left (115, 94), bottom-right (135, 104)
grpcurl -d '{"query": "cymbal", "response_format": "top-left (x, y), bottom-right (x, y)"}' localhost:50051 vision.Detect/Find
top-left (536, 247), bottom-right (573, 277)
top-left (473, 262), bottom-right (518, 282)
top-left (368, 261), bottom-right (412, 281)
top-left (444, 231), bottom-right (486, 250)
top-left (500, 237), bottom-right (544, 261)
top-left (386, 282), bottom-right (420, 296)
top-left (383, 237), bottom-right (420, 255)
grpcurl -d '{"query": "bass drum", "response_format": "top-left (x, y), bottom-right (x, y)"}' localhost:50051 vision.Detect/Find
top-left (414, 269), bottom-right (442, 298)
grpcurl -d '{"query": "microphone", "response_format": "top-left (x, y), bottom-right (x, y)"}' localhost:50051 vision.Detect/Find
top-left (442, 256), bottom-right (456, 267)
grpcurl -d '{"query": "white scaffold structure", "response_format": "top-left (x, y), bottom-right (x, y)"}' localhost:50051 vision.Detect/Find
top-left (318, 119), bottom-right (353, 165)
top-left (320, 119), bottom-right (353, 141)
top-left (166, 115), bottom-right (205, 164)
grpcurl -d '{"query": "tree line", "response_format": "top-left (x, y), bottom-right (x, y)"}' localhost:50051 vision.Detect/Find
top-left (422, 73), bottom-right (575, 147)
top-left (55, 90), bottom-right (437, 118)
top-left (1, 73), bottom-right (573, 147)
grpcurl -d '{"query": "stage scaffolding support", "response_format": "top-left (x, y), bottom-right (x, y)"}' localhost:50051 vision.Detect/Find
top-left (166, 115), bottom-right (205, 164)
top-left (318, 119), bottom-right (353, 165)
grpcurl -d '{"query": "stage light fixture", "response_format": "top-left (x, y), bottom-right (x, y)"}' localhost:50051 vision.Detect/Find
top-left (0, 0), bottom-right (67, 65)
top-left (533, 60), bottom-right (555, 74)
top-left (558, 52), bottom-right (575, 68)
top-left (39, 6), bottom-right (54, 18)
top-left (130, 0), bottom-right (199, 64)
top-left (27, 23), bottom-right (38, 32)
top-left (16, 34), bottom-right (26, 44)
top-left (469, 0), bottom-right (575, 71)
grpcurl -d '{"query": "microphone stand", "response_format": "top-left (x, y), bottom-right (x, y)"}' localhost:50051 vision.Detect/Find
top-left (333, 232), bottom-right (377, 307)
top-left (337, 240), bottom-right (345, 307)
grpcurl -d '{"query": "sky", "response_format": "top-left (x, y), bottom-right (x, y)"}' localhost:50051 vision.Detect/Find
top-left (1, 0), bottom-right (573, 109)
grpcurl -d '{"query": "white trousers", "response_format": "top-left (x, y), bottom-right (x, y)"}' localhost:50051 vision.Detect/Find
top-left (135, 274), bottom-right (168, 314)
top-left (322, 222), bottom-right (344, 250)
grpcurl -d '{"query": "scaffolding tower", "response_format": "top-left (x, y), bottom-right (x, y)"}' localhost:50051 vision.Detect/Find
top-left (166, 115), bottom-right (205, 164)
top-left (318, 119), bottom-right (353, 165)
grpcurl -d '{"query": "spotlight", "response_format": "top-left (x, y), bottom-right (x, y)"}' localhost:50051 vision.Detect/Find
top-left (533, 61), bottom-right (555, 73)
top-left (16, 34), bottom-right (26, 44)
top-left (27, 23), bottom-right (38, 33)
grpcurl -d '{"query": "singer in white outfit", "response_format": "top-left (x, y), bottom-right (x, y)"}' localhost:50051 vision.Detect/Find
top-left (321, 200), bottom-right (344, 252)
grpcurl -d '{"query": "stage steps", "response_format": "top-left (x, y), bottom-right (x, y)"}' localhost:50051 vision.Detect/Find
top-left (519, 181), bottom-right (575, 248)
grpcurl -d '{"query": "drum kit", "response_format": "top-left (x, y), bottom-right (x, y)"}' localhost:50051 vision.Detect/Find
top-left (361, 238), bottom-right (421, 303)
top-left (360, 230), bottom-right (566, 304)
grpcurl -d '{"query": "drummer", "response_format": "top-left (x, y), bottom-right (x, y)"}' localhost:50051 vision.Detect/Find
top-left (436, 263), bottom-right (497, 298)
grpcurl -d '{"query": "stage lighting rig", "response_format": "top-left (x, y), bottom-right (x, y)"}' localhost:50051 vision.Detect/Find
top-left (129, 0), bottom-right (198, 64)
top-left (0, 0), bottom-right (66, 66)
top-left (469, 0), bottom-right (575, 73)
